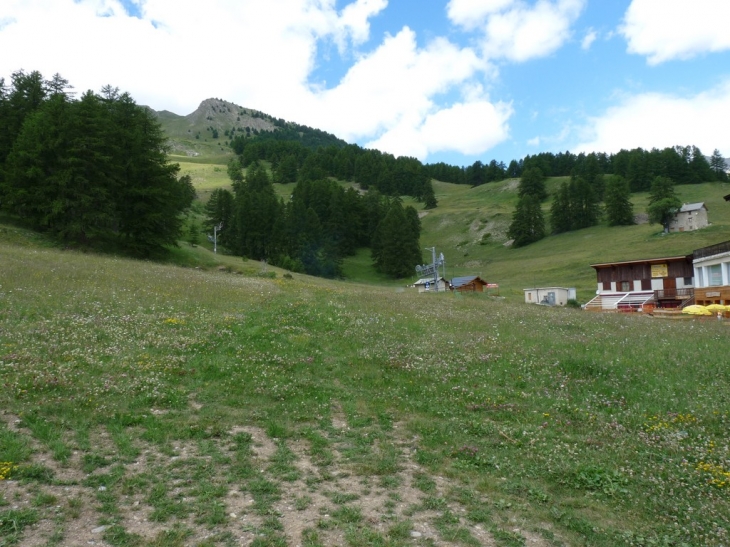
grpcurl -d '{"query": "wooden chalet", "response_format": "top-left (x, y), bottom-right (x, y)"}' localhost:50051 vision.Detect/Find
top-left (585, 255), bottom-right (694, 311)
top-left (451, 276), bottom-right (488, 293)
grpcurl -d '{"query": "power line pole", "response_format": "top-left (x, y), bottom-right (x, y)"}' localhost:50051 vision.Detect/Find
top-left (213, 222), bottom-right (223, 254)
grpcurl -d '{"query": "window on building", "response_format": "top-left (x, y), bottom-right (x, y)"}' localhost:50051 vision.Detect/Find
top-left (620, 281), bottom-right (631, 292)
top-left (709, 265), bottom-right (723, 286)
top-left (684, 277), bottom-right (693, 286)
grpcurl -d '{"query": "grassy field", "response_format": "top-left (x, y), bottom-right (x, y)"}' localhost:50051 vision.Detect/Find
top-left (414, 178), bottom-right (730, 302)
top-left (1, 223), bottom-right (729, 547)
top-left (177, 158), bottom-right (730, 302)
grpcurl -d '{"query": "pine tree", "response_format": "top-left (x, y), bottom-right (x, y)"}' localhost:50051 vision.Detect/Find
top-left (549, 182), bottom-right (572, 234)
top-left (107, 92), bottom-right (194, 255)
top-left (3, 82), bottom-right (193, 254)
top-left (423, 180), bottom-right (437, 209)
top-left (689, 146), bottom-right (713, 183)
top-left (508, 194), bottom-right (545, 247)
top-left (569, 177), bottom-right (600, 229)
top-left (274, 154), bottom-right (298, 183)
top-left (518, 167), bottom-right (547, 200)
top-left (186, 218), bottom-right (200, 246)
top-left (373, 200), bottom-right (421, 278)
top-left (227, 158), bottom-right (244, 188)
top-left (232, 162), bottom-right (282, 260)
top-left (710, 149), bottom-right (728, 181)
top-left (604, 175), bottom-right (634, 226)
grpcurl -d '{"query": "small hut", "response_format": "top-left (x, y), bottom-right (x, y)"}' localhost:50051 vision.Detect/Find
top-left (451, 276), bottom-right (488, 293)
top-left (414, 277), bottom-right (449, 293)
top-left (524, 287), bottom-right (576, 306)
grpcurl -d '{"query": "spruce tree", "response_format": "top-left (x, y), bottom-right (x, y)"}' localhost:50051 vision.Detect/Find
top-left (604, 175), bottom-right (634, 226)
top-left (689, 146), bottom-right (713, 183)
top-left (373, 200), bottom-right (421, 278)
top-left (518, 167), bottom-right (547, 200)
top-left (549, 182), bottom-right (572, 234)
top-left (569, 176), bottom-right (600, 229)
top-left (508, 194), bottom-right (545, 247)
top-left (233, 162), bottom-right (282, 260)
top-left (423, 180), bottom-right (438, 209)
top-left (710, 149), bottom-right (728, 181)
top-left (107, 92), bottom-right (194, 255)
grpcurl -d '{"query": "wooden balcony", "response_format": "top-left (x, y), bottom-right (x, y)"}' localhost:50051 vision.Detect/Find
top-left (654, 288), bottom-right (694, 308)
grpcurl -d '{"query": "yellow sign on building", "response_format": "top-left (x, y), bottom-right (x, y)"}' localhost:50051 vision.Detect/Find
top-left (651, 263), bottom-right (668, 278)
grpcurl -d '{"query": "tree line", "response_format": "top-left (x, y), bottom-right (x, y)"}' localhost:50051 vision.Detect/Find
top-left (423, 146), bottom-right (727, 188)
top-left (0, 70), bottom-right (195, 256)
top-left (204, 160), bottom-right (422, 278)
top-left (507, 146), bottom-right (727, 247)
top-left (229, 136), bottom-right (438, 209)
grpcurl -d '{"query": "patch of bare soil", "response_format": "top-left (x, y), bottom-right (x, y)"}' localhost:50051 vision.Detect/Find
top-left (231, 425), bottom-right (277, 461)
top-left (502, 178), bottom-right (520, 191)
top-left (5, 418), bottom-right (558, 546)
top-left (634, 213), bottom-right (649, 224)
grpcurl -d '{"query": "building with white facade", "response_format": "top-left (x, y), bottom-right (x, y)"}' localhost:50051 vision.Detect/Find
top-left (413, 277), bottom-right (449, 293)
top-left (693, 241), bottom-right (730, 305)
top-left (523, 287), bottom-right (576, 306)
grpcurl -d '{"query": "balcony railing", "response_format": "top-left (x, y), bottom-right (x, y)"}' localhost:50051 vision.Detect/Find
top-left (654, 287), bottom-right (694, 301)
top-left (694, 241), bottom-right (730, 260)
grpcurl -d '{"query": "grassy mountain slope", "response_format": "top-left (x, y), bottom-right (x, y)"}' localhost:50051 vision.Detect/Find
top-left (153, 98), bottom-right (348, 163)
top-left (1, 221), bottom-right (729, 546)
top-left (176, 158), bottom-right (730, 301)
top-left (151, 101), bottom-right (730, 300)
top-left (412, 178), bottom-right (730, 302)
top-left (151, 98), bottom-right (276, 160)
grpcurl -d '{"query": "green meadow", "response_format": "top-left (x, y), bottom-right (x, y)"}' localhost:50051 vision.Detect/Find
top-left (182, 159), bottom-right (730, 300)
top-left (1, 202), bottom-right (730, 546)
top-left (412, 178), bottom-right (730, 302)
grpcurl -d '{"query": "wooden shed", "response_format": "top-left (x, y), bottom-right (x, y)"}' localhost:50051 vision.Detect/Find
top-left (451, 276), bottom-right (488, 293)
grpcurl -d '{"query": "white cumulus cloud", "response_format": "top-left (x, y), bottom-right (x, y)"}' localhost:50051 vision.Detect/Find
top-left (366, 98), bottom-right (513, 159)
top-left (0, 0), bottom-right (515, 160)
top-left (621, 0), bottom-right (730, 64)
top-left (447, 0), bottom-right (585, 62)
top-left (581, 28), bottom-right (596, 50)
top-left (574, 81), bottom-right (730, 157)
top-left (306, 30), bottom-right (485, 141)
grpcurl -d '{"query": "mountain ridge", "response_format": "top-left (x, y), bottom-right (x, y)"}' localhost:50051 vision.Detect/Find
top-left (150, 98), bottom-right (346, 159)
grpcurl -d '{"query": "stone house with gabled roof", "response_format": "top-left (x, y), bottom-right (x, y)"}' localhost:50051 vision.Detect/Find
top-left (668, 202), bottom-right (708, 233)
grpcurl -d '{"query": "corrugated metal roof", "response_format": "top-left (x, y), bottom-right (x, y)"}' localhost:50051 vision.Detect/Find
top-left (451, 276), bottom-right (485, 288)
top-left (414, 277), bottom-right (445, 285)
top-left (679, 202), bottom-right (706, 212)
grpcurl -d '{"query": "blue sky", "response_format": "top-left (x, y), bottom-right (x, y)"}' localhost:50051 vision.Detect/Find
top-left (2, 0), bottom-right (729, 166)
